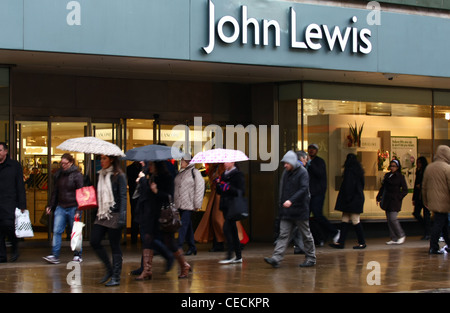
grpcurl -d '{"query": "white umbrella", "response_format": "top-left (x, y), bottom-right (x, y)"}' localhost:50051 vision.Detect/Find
top-left (190, 148), bottom-right (249, 164)
top-left (56, 136), bottom-right (125, 157)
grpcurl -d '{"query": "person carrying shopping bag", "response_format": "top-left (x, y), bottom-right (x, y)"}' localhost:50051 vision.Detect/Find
top-left (43, 153), bottom-right (84, 264)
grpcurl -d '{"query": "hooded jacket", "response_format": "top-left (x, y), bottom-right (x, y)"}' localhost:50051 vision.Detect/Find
top-left (48, 165), bottom-right (84, 210)
top-left (279, 151), bottom-right (310, 221)
top-left (422, 145), bottom-right (450, 213)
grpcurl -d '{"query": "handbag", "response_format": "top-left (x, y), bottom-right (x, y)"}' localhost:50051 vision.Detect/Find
top-left (225, 190), bottom-right (249, 221)
top-left (76, 185), bottom-right (98, 210)
top-left (15, 208), bottom-right (34, 238)
top-left (70, 218), bottom-right (84, 252)
top-left (159, 195), bottom-right (182, 232)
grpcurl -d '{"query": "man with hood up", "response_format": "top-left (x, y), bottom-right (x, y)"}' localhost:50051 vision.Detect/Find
top-left (422, 145), bottom-right (450, 254)
top-left (264, 150), bottom-right (316, 268)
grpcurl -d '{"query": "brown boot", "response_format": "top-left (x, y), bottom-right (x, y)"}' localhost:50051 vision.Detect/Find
top-left (135, 249), bottom-right (153, 280)
top-left (174, 249), bottom-right (191, 279)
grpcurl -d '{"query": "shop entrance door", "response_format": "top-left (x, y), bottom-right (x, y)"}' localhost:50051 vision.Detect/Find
top-left (15, 118), bottom-right (123, 240)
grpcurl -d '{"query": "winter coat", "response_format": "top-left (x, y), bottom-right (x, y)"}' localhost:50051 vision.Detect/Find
top-left (0, 156), bottom-right (26, 226)
top-left (110, 172), bottom-right (128, 226)
top-left (307, 155), bottom-right (327, 196)
top-left (376, 170), bottom-right (408, 212)
top-left (412, 167), bottom-right (425, 203)
top-left (136, 171), bottom-right (174, 235)
top-left (216, 167), bottom-right (245, 217)
top-left (174, 163), bottom-right (205, 211)
top-left (335, 164), bottom-right (365, 214)
top-left (279, 151), bottom-right (310, 221)
top-left (422, 145), bottom-right (450, 213)
top-left (48, 165), bottom-right (84, 210)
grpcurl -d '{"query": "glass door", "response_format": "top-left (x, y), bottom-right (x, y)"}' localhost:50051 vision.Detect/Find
top-left (16, 121), bottom-right (49, 239)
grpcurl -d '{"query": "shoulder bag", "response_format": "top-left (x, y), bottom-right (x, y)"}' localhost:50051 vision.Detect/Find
top-left (159, 195), bottom-right (182, 232)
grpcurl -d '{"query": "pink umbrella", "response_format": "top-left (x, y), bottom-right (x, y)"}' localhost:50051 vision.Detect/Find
top-left (190, 148), bottom-right (249, 164)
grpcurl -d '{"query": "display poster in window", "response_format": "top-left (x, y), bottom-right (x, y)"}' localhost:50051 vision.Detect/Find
top-left (391, 136), bottom-right (417, 191)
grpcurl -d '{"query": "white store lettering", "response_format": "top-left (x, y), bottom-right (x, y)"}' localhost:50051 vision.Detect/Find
top-left (203, 0), bottom-right (372, 55)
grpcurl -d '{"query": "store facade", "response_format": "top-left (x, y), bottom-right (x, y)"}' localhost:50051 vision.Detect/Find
top-left (0, 0), bottom-right (449, 241)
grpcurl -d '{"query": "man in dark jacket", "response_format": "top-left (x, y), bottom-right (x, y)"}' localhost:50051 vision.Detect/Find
top-left (0, 142), bottom-right (26, 262)
top-left (264, 151), bottom-right (316, 268)
top-left (307, 143), bottom-right (339, 245)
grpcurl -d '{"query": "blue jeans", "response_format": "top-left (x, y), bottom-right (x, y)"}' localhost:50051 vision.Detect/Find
top-left (52, 206), bottom-right (81, 258)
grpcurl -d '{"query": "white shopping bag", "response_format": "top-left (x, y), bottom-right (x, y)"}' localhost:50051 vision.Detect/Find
top-left (15, 208), bottom-right (34, 238)
top-left (71, 220), bottom-right (85, 252)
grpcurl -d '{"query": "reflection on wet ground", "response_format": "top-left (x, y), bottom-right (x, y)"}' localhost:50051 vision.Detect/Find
top-left (1, 237), bottom-right (449, 293)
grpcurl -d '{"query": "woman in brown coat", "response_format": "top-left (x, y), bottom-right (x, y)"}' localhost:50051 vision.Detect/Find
top-left (422, 145), bottom-right (450, 254)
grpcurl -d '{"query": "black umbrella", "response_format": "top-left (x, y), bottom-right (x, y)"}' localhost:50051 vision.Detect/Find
top-left (124, 144), bottom-right (184, 161)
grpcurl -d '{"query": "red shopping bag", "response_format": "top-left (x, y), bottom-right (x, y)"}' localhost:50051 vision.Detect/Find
top-left (76, 186), bottom-right (98, 210)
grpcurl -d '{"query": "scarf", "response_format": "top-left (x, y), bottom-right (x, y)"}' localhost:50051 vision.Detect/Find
top-left (97, 166), bottom-right (115, 220)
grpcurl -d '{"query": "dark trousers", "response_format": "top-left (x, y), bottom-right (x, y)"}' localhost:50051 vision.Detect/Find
top-left (90, 224), bottom-right (123, 257)
top-left (430, 212), bottom-right (450, 251)
top-left (223, 218), bottom-right (241, 259)
top-left (413, 201), bottom-right (431, 237)
top-left (129, 198), bottom-right (140, 244)
top-left (310, 194), bottom-right (337, 241)
top-left (178, 210), bottom-right (196, 251)
top-left (0, 224), bottom-right (17, 262)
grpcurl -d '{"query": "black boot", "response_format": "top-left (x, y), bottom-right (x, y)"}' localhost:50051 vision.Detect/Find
top-left (130, 255), bottom-right (143, 276)
top-left (95, 247), bottom-right (113, 284)
top-left (105, 254), bottom-right (122, 287)
top-left (329, 222), bottom-right (349, 249)
top-left (353, 223), bottom-right (366, 249)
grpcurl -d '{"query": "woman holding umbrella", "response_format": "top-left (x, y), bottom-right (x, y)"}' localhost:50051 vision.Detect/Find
top-left (216, 161), bottom-right (246, 264)
top-left (90, 154), bottom-right (127, 287)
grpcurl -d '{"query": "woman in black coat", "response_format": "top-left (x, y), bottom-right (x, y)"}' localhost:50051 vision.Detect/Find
top-left (216, 162), bottom-right (245, 264)
top-left (330, 153), bottom-right (366, 249)
top-left (412, 156), bottom-right (430, 240)
top-left (376, 159), bottom-right (408, 245)
top-left (135, 161), bottom-right (191, 280)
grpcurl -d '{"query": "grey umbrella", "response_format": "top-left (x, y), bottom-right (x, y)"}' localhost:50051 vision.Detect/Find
top-left (124, 144), bottom-right (184, 161)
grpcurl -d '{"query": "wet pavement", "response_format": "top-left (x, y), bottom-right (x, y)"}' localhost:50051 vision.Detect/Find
top-left (1, 236), bottom-right (450, 294)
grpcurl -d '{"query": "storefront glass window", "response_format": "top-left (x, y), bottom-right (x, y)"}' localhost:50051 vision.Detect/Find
top-left (434, 105), bottom-right (450, 149)
top-left (0, 68), bottom-right (9, 144)
top-left (299, 98), bottom-right (434, 220)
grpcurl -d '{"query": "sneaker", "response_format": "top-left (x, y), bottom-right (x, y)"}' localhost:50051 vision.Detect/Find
top-left (232, 258), bottom-right (243, 264)
top-left (43, 255), bottom-right (60, 264)
top-left (264, 257), bottom-right (280, 268)
top-left (299, 260), bottom-right (316, 267)
top-left (397, 236), bottom-right (406, 244)
top-left (385, 240), bottom-right (397, 245)
top-left (218, 258), bottom-right (236, 264)
top-left (73, 256), bottom-right (83, 263)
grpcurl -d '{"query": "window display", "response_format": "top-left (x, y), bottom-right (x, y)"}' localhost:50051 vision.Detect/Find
top-left (297, 97), bottom-right (448, 220)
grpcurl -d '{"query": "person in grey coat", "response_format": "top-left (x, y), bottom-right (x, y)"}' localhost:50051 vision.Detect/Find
top-left (264, 150), bottom-right (316, 268)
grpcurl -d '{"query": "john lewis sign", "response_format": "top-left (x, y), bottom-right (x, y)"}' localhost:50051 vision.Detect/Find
top-left (202, 0), bottom-right (372, 55)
